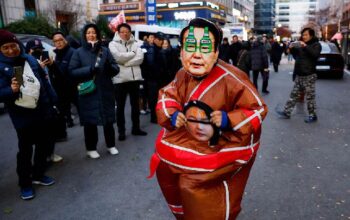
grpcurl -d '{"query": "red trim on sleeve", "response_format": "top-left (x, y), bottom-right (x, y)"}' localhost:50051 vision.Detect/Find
top-left (241, 109), bottom-right (261, 133)
top-left (156, 100), bottom-right (183, 111)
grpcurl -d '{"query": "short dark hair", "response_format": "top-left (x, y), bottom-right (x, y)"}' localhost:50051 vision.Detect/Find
top-left (83, 23), bottom-right (101, 41)
top-left (301, 28), bottom-right (315, 37)
top-left (51, 31), bottom-right (66, 39)
top-left (117, 23), bottom-right (131, 32)
top-left (179, 18), bottom-right (222, 51)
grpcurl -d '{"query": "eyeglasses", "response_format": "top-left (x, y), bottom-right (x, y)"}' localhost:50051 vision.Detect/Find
top-left (185, 26), bottom-right (213, 54)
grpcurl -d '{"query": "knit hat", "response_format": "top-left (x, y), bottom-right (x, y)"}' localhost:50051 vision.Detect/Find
top-left (0, 30), bottom-right (20, 48)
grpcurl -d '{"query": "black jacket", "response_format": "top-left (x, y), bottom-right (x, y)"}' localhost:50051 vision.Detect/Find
top-left (228, 42), bottom-right (242, 66)
top-left (250, 41), bottom-right (269, 71)
top-left (270, 42), bottom-right (284, 64)
top-left (69, 39), bottom-right (119, 126)
top-left (290, 37), bottom-right (321, 76)
top-left (49, 45), bottom-right (75, 98)
top-left (219, 43), bottom-right (230, 63)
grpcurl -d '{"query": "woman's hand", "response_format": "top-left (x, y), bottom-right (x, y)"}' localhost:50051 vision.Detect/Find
top-left (11, 77), bottom-right (20, 93)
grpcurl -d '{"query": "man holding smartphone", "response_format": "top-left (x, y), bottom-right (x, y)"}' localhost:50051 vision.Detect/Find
top-left (25, 39), bottom-right (51, 69)
top-left (277, 27), bottom-right (321, 123)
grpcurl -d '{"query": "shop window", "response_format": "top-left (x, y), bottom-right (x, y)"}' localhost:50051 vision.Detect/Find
top-left (24, 0), bottom-right (36, 17)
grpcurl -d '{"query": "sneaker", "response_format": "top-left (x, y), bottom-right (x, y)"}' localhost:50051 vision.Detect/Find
top-left (262, 90), bottom-right (270, 94)
top-left (32, 176), bottom-right (55, 186)
top-left (20, 187), bottom-right (35, 200)
top-left (118, 134), bottom-right (126, 141)
top-left (140, 110), bottom-right (147, 115)
top-left (304, 115), bottom-right (318, 123)
top-left (107, 147), bottom-right (119, 155)
top-left (132, 129), bottom-right (147, 136)
top-left (86, 150), bottom-right (100, 159)
top-left (276, 110), bottom-right (290, 119)
top-left (50, 154), bottom-right (63, 163)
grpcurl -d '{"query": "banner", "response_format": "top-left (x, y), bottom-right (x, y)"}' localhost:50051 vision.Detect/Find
top-left (108, 10), bottom-right (126, 33)
top-left (145, 0), bottom-right (157, 25)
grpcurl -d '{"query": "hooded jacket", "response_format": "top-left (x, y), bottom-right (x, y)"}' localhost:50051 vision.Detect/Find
top-left (69, 24), bottom-right (119, 126)
top-left (108, 32), bottom-right (144, 84)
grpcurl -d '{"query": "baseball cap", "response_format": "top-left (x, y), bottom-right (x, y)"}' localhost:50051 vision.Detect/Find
top-left (155, 32), bottom-right (165, 40)
top-left (25, 38), bottom-right (45, 52)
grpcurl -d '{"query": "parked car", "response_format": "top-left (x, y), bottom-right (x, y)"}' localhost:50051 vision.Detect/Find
top-left (316, 41), bottom-right (344, 79)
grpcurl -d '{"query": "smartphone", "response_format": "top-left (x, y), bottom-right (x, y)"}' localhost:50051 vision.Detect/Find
top-left (41, 51), bottom-right (49, 61)
top-left (13, 66), bottom-right (24, 85)
top-left (291, 41), bottom-right (301, 48)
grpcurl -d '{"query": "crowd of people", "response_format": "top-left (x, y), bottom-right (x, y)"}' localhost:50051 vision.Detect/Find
top-left (219, 34), bottom-right (288, 94)
top-left (0, 22), bottom-right (181, 200)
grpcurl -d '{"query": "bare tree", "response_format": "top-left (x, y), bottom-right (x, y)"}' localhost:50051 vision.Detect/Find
top-left (39, 0), bottom-right (86, 33)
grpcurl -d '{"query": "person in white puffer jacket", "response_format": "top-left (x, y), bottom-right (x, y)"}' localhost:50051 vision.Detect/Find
top-left (109, 23), bottom-right (147, 141)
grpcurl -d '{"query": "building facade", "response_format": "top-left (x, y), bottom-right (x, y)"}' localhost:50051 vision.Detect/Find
top-left (0, 0), bottom-right (99, 30)
top-left (254, 0), bottom-right (275, 35)
top-left (99, 0), bottom-right (236, 28)
top-left (275, 0), bottom-right (318, 38)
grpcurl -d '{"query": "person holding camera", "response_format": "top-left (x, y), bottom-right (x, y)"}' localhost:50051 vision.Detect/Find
top-left (0, 30), bottom-right (57, 200)
top-left (277, 27), bottom-right (321, 123)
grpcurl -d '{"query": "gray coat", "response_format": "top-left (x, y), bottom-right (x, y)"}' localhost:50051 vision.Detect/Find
top-left (69, 41), bottom-right (119, 126)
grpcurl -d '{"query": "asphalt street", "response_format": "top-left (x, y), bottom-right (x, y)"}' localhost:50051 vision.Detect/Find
top-left (0, 57), bottom-right (349, 220)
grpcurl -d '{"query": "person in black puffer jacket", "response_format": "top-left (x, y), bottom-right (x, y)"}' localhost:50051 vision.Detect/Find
top-left (250, 38), bottom-right (269, 93)
top-left (69, 23), bottom-right (120, 159)
top-left (277, 27), bottom-right (321, 123)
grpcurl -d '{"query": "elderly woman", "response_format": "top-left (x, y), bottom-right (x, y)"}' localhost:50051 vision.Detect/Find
top-left (69, 24), bottom-right (119, 159)
top-left (0, 30), bottom-right (57, 200)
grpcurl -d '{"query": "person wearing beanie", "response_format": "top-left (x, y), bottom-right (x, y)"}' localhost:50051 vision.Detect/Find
top-left (0, 30), bottom-right (57, 200)
top-left (148, 18), bottom-right (268, 219)
top-left (69, 23), bottom-right (120, 159)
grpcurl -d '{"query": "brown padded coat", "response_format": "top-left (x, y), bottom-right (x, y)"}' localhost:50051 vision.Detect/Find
top-left (151, 59), bottom-right (268, 220)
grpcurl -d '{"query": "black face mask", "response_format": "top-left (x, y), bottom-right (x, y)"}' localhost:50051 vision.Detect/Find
top-left (31, 49), bottom-right (42, 59)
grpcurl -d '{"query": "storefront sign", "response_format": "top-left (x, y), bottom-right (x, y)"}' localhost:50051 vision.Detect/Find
top-left (174, 11), bottom-right (196, 20)
top-left (146, 0), bottom-right (157, 25)
top-left (100, 3), bottom-right (140, 11)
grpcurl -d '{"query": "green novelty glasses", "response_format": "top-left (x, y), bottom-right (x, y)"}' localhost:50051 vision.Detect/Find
top-left (185, 26), bottom-right (213, 53)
